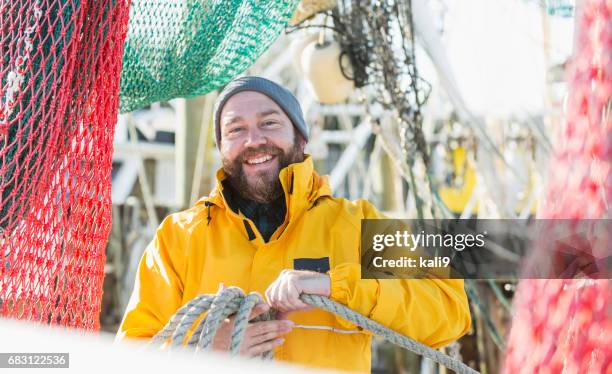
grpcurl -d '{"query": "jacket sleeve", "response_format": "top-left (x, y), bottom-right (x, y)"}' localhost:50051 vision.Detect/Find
top-left (115, 215), bottom-right (186, 342)
top-left (327, 201), bottom-right (472, 349)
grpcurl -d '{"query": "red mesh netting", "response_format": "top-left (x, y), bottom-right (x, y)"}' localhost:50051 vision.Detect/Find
top-left (503, 1), bottom-right (612, 372)
top-left (0, 0), bottom-right (131, 330)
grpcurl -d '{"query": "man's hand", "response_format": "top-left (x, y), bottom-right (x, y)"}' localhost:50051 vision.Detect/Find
top-left (265, 270), bottom-right (331, 313)
top-left (212, 285), bottom-right (294, 357)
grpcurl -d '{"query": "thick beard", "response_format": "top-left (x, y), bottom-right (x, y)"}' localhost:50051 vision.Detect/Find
top-left (222, 135), bottom-right (304, 203)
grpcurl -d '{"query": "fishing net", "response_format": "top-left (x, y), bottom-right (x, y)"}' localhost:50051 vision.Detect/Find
top-left (118, 0), bottom-right (300, 112)
top-left (0, 0), bottom-right (131, 330)
top-left (0, 0), bottom-right (301, 330)
top-left (503, 0), bottom-right (612, 372)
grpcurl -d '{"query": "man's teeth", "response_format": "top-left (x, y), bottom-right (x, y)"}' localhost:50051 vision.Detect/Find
top-left (246, 154), bottom-right (273, 165)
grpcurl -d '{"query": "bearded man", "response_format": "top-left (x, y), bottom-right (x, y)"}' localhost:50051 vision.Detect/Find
top-left (116, 76), bottom-right (471, 372)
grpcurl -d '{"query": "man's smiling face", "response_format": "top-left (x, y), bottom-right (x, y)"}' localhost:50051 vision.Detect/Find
top-left (219, 90), bottom-right (305, 203)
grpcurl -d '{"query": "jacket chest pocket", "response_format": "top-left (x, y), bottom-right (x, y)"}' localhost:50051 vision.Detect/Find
top-left (293, 257), bottom-right (330, 273)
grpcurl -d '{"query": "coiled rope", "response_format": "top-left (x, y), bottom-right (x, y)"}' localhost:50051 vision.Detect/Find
top-left (150, 287), bottom-right (478, 374)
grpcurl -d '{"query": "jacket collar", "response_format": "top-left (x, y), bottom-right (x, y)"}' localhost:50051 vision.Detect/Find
top-left (197, 154), bottom-right (331, 221)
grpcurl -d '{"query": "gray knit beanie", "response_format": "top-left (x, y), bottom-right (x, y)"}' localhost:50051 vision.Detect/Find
top-left (213, 76), bottom-right (309, 148)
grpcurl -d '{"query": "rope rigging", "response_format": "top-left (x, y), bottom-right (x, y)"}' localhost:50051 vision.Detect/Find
top-left (150, 286), bottom-right (479, 374)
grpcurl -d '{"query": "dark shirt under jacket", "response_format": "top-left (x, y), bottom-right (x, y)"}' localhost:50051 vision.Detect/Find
top-left (221, 180), bottom-right (286, 242)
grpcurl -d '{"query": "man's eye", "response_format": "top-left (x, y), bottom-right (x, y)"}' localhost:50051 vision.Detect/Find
top-left (263, 121), bottom-right (277, 127)
top-left (229, 127), bottom-right (243, 133)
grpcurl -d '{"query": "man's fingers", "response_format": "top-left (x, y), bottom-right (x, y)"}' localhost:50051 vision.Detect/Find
top-left (247, 320), bottom-right (293, 337)
top-left (245, 338), bottom-right (285, 357)
top-left (248, 302), bottom-right (269, 320)
top-left (288, 282), bottom-right (310, 309)
top-left (268, 282), bottom-right (282, 309)
top-left (266, 270), bottom-right (323, 313)
top-left (280, 279), bottom-right (296, 311)
top-left (247, 322), bottom-right (293, 345)
top-left (267, 277), bottom-right (288, 311)
top-left (275, 311), bottom-right (292, 320)
top-left (281, 281), bottom-right (297, 311)
top-left (249, 330), bottom-right (286, 346)
top-left (276, 280), bottom-right (308, 312)
top-left (237, 320), bottom-right (292, 356)
top-left (211, 318), bottom-right (233, 351)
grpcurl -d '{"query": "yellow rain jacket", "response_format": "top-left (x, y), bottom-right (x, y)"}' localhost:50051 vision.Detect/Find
top-left (116, 155), bottom-right (471, 372)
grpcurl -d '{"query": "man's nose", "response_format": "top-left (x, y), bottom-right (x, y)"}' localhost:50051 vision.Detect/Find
top-left (244, 126), bottom-right (267, 147)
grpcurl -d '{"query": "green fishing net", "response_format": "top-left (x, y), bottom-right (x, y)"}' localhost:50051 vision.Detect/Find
top-left (119, 0), bottom-right (300, 113)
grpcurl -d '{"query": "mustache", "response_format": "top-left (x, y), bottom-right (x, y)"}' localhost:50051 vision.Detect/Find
top-left (238, 145), bottom-right (282, 163)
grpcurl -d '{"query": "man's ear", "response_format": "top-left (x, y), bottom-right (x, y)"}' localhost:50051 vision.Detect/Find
top-left (297, 133), bottom-right (307, 153)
